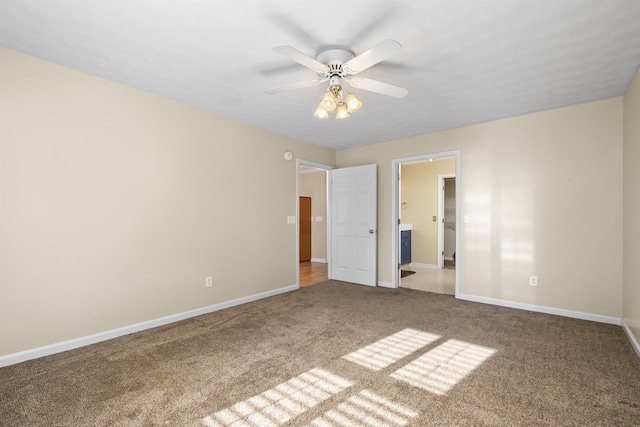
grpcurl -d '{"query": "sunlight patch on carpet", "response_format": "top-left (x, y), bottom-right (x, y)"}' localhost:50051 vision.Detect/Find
top-left (342, 328), bottom-right (441, 371)
top-left (391, 339), bottom-right (496, 395)
top-left (203, 368), bottom-right (352, 427)
top-left (308, 389), bottom-right (418, 427)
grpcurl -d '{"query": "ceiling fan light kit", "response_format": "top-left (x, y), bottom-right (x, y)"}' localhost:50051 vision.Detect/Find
top-left (345, 92), bottom-right (362, 113)
top-left (266, 40), bottom-right (408, 120)
top-left (313, 105), bottom-right (329, 119)
top-left (313, 76), bottom-right (363, 119)
top-left (321, 90), bottom-right (337, 111)
top-left (335, 102), bottom-right (350, 119)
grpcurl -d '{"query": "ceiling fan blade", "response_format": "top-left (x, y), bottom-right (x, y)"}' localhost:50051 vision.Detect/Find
top-left (264, 78), bottom-right (328, 94)
top-left (342, 39), bottom-right (402, 75)
top-left (345, 77), bottom-right (408, 98)
top-left (272, 45), bottom-right (329, 76)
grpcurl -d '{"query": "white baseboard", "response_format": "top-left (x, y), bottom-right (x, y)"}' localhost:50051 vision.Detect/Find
top-left (622, 320), bottom-right (640, 359)
top-left (444, 257), bottom-right (454, 262)
top-left (457, 293), bottom-right (622, 325)
top-left (0, 284), bottom-right (298, 368)
top-left (409, 263), bottom-right (438, 269)
top-left (377, 281), bottom-right (394, 288)
top-left (310, 258), bottom-right (327, 263)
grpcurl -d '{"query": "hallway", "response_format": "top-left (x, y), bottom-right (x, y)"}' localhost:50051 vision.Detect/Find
top-left (299, 261), bottom-right (328, 287)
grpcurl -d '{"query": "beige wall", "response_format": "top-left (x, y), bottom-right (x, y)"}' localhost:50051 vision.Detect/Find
top-left (400, 159), bottom-right (455, 265)
top-left (299, 171), bottom-right (327, 261)
top-left (1, 46), bottom-right (634, 359)
top-left (623, 66), bottom-right (640, 345)
top-left (0, 48), bottom-right (335, 356)
top-left (338, 97), bottom-right (623, 317)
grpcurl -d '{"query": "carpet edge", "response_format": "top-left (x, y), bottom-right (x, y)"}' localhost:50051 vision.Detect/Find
top-left (0, 283), bottom-right (299, 367)
top-left (622, 319), bottom-right (640, 359)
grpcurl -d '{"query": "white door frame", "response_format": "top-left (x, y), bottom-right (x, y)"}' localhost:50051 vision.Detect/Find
top-left (296, 159), bottom-right (334, 287)
top-left (437, 173), bottom-right (456, 269)
top-left (391, 150), bottom-right (461, 296)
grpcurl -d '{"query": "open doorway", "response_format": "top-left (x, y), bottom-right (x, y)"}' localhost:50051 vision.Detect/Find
top-left (442, 177), bottom-right (456, 270)
top-left (391, 151), bottom-right (460, 295)
top-left (437, 174), bottom-right (456, 270)
top-left (298, 161), bottom-right (331, 287)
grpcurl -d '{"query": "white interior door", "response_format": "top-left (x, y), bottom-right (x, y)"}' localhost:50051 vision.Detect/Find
top-left (330, 164), bottom-right (377, 286)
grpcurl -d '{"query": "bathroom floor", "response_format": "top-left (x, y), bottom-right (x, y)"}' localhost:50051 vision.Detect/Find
top-left (400, 265), bottom-right (455, 295)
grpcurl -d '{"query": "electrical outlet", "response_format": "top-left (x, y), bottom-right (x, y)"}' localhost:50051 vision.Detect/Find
top-left (206, 276), bottom-right (213, 288)
top-left (529, 276), bottom-right (538, 287)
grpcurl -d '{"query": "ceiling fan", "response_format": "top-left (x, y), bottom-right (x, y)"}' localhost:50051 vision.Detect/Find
top-left (265, 40), bottom-right (408, 119)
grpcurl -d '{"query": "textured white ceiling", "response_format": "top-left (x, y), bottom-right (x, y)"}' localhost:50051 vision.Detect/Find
top-left (1, 0), bottom-right (639, 150)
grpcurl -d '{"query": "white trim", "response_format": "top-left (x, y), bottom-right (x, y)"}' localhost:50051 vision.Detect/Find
top-left (310, 258), bottom-right (327, 263)
top-left (457, 293), bottom-right (622, 325)
top-left (377, 281), bottom-right (394, 288)
top-left (622, 320), bottom-right (640, 359)
top-left (299, 167), bottom-right (323, 175)
top-left (408, 263), bottom-right (438, 269)
top-left (298, 159), bottom-right (335, 171)
top-left (0, 284), bottom-right (298, 368)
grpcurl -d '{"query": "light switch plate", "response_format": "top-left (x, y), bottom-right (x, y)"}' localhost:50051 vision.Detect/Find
top-left (287, 216), bottom-right (296, 224)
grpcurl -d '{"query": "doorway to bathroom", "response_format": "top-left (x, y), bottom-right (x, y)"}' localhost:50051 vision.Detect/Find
top-left (392, 151), bottom-right (460, 295)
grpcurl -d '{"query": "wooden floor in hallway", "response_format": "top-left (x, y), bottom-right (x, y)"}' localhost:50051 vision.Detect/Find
top-left (299, 261), bottom-right (328, 287)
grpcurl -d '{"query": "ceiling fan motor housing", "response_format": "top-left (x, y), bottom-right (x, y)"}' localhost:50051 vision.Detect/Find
top-left (316, 49), bottom-right (355, 77)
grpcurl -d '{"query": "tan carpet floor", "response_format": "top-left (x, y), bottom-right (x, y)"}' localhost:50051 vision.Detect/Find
top-left (1, 280), bottom-right (639, 426)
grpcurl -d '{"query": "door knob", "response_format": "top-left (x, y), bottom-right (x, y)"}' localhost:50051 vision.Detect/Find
top-left (369, 229), bottom-right (375, 234)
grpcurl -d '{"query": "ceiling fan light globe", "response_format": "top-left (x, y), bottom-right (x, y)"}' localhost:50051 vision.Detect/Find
top-left (314, 104), bottom-right (329, 119)
top-left (321, 91), bottom-right (337, 111)
top-left (335, 102), bottom-right (350, 119)
top-left (345, 93), bottom-right (362, 113)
